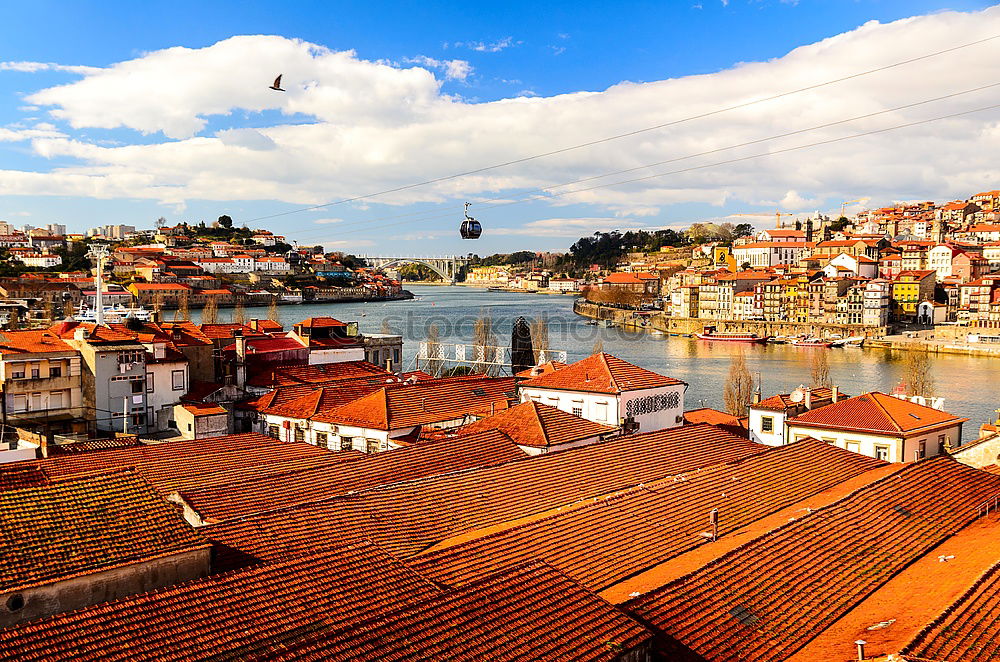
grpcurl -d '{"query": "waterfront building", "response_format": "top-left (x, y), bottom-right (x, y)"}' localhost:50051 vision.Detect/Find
top-left (786, 391), bottom-right (966, 462)
top-left (891, 270), bottom-right (936, 322)
top-left (748, 386), bottom-right (844, 446)
top-left (518, 352), bottom-right (686, 433)
top-left (862, 278), bottom-right (892, 327)
top-left (732, 241), bottom-right (809, 269)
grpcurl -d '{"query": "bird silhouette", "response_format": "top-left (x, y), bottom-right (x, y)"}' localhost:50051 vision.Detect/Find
top-left (269, 74), bottom-right (285, 92)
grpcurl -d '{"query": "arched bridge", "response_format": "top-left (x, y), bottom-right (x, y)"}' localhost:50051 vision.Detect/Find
top-left (361, 255), bottom-right (470, 283)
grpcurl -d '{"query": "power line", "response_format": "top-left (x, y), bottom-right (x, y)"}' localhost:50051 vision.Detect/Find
top-left (280, 81), bottom-right (1000, 242)
top-left (245, 32), bottom-right (1000, 224)
top-left (318, 100), bottom-right (1000, 238)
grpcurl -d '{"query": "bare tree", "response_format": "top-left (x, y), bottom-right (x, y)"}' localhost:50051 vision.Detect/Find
top-left (232, 298), bottom-right (246, 325)
top-left (63, 299), bottom-right (75, 319)
top-left (473, 309), bottom-right (497, 375)
top-left (530, 317), bottom-right (550, 364)
top-left (592, 338), bottom-right (604, 355)
top-left (723, 349), bottom-right (755, 417)
top-left (267, 296), bottom-right (280, 323)
top-left (44, 299), bottom-right (56, 323)
top-left (175, 294), bottom-right (190, 322)
top-left (201, 295), bottom-right (219, 324)
top-left (902, 351), bottom-right (935, 397)
top-left (810, 350), bottom-right (831, 388)
top-left (380, 317), bottom-right (392, 335)
top-left (425, 323), bottom-right (443, 376)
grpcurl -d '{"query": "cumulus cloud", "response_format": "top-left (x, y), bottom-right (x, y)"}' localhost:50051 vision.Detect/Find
top-left (4, 7), bottom-right (1000, 231)
top-left (403, 55), bottom-right (472, 81)
top-left (449, 37), bottom-right (518, 53)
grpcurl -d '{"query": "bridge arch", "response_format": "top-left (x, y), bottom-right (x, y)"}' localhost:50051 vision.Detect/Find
top-left (361, 255), bottom-right (469, 283)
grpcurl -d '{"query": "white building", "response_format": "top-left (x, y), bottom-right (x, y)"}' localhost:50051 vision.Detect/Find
top-left (14, 254), bottom-right (62, 269)
top-left (141, 340), bottom-right (190, 431)
top-left (548, 277), bottom-right (582, 293)
top-left (518, 353), bottom-right (686, 433)
top-left (231, 254), bottom-right (255, 272)
top-left (461, 400), bottom-right (616, 455)
top-left (862, 279), bottom-right (892, 327)
top-left (732, 242), bottom-right (809, 269)
top-left (255, 256), bottom-right (290, 272)
top-left (786, 392), bottom-right (966, 463)
top-left (748, 386), bottom-right (844, 446)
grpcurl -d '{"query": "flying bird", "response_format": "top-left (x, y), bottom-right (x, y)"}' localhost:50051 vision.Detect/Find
top-left (269, 74), bottom-right (285, 92)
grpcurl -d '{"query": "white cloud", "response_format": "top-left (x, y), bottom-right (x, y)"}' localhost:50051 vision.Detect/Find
top-left (313, 217), bottom-right (344, 224)
top-left (450, 37), bottom-right (518, 53)
top-left (322, 239), bottom-right (375, 248)
top-left (4, 7), bottom-right (1000, 226)
top-left (1, 61), bottom-right (101, 74)
top-left (403, 55), bottom-right (472, 81)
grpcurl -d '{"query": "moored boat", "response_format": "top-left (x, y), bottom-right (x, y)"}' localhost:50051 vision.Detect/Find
top-left (695, 327), bottom-right (768, 344)
top-left (791, 337), bottom-right (834, 347)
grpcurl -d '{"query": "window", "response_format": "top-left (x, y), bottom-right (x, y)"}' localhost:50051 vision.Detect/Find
top-left (595, 402), bottom-right (608, 422)
top-left (761, 416), bottom-right (774, 433)
top-left (267, 425), bottom-right (279, 438)
top-left (131, 379), bottom-right (144, 394)
top-left (11, 394), bottom-right (26, 412)
top-left (572, 407), bottom-right (583, 417)
top-left (294, 427), bottom-right (305, 443)
top-left (49, 391), bottom-right (63, 409)
top-left (49, 366), bottom-right (61, 378)
top-left (821, 437), bottom-right (836, 444)
top-left (874, 445), bottom-right (891, 461)
top-left (340, 436), bottom-right (355, 451)
top-left (366, 438), bottom-right (380, 454)
top-left (846, 441), bottom-right (861, 453)
top-left (171, 370), bottom-right (184, 391)
top-left (146, 372), bottom-right (154, 393)
top-left (315, 432), bottom-right (328, 449)
top-left (30, 368), bottom-right (39, 379)
top-left (917, 440), bottom-right (927, 460)
top-left (10, 369), bottom-right (24, 380)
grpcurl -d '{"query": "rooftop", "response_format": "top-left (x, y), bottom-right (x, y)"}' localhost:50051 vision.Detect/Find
top-left (0, 471), bottom-right (207, 593)
top-left (790, 392), bottom-right (967, 435)
top-left (460, 400), bottom-right (617, 448)
top-left (522, 352), bottom-right (684, 394)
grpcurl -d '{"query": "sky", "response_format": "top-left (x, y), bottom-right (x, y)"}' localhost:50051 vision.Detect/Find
top-left (1, 0), bottom-right (999, 254)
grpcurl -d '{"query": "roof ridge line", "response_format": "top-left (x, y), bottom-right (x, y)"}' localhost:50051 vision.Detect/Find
top-left (871, 392), bottom-right (906, 433)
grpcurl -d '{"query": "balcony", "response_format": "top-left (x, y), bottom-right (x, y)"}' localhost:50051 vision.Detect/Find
top-left (3, 374), bottom-right (80, 392)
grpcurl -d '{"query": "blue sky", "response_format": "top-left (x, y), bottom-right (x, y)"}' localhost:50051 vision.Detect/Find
top-left (1, 0), bottom-right (998, 253)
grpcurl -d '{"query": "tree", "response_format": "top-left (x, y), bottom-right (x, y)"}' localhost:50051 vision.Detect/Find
top-left (810, 350), bottom-right (831, 388)
top-left (723, 350), bottom-right (755, 417)
top-left (733, 223), bottom-right (754, 240)
top-left (473, 310), bottom-right (497, 375)
top-left (267, 296), bottom-right (281, 324)
top-left (530, 317), bottom-right (550, 364)
top-left (592, 338), bottom-right (604, 355)
top-left (155, 216), bottom-right (167, 230)
top-left (175, 294), bottom-right (190, 322)
top-left (902, 352), bottom-right (934, 397)
top-left (201, 296), bottom-right (219, 324)
top-left (425, 323), bottom-right (443, 376)
top-left (218, 215), bottom-right (233, 229)
top-left (830, 217), bottom-right (850, 232)
top-left (232, 298), bottom-right (246, 325)
top-left (62, 299), bottom-right (75, 319)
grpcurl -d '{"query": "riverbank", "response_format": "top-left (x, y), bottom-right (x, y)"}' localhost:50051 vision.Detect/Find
top-left (572, 300), bottom-right (1000, 358)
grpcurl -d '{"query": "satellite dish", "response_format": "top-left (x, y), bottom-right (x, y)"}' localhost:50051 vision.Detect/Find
top-left (789, 388), bottom-right (804, 403)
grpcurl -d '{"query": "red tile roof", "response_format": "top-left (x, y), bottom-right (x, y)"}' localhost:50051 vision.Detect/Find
top-left (176, 429), bottom-right (526, 523)
top-left (0, 464), bottom-right (49, 491)
top-left (0, 541), bottom-right (440, 661)
top-left (245, 360), bottom-right (389, 388)
top-left (902, 559), bottom-right (1000, 661)
top-left (262, 562), bottom-right (653, 662)
top-left (204, 423), bottom-right (762, 570)
top-left (514, 360), bottom-right (567, 379)
top-left (313, 376), bottom-right (517, 430)
top-left (0, 330), bottom-right (75, 355)
top-left (790, 392), bottom-right (967, 435)
top-left (460, 400), bottom-right (616, 448)
top-left (754, 387), bottom-right (846, 411)
top-left (410, 439), bottom-right (881, 593)
top-left (523, 352), bottom-right (684, 394)
top-left (297, 316), bottom-right (347, 328)
top-left (0, 471), bottom-right (207, 592)
top-left (625, 457), bottom-right (1000, 662)
top-left (180, 402), bottom-right (227, 416)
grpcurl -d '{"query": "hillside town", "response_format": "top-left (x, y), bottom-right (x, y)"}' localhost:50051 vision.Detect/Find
top-left (0, 219), bottom-right (407, 327)
top-left (0, 303), bottom-right (998, 660)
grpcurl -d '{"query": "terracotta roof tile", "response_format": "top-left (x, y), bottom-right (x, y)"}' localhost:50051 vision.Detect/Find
top-left (177, 429), bottom-right (526, 523)
top-left (245, 360), bottom-right (390, 388)
top-left (461, 400), bottom-right (616, 448)
top-left (791, 392), bottom-right (967, 435)
top-left (523, 353), bottom-right (684, 394)
top-left (0, 541), bottom-right (439, 661)
top-left (410, 439), bottom-right (881, 592)
top-left (314, 376), bottom-right (517, 429)
top-left (259, 562), bottom-right (653, 662)
top-left (204, 423), bottom-right (762, 570)
top-left (0, 471), bottom-right (207, 592)
top-left (626, 457), bottom-right (1000, 662)
top-left (0, 330), bottom-right (75, 355)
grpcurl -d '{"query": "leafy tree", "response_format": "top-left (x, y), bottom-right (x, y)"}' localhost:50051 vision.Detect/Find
top-left (218, 215), bottom-right (234, 229)
top-left (733, 223), bottom-right (754, 239)
top-left (830, 217), bottom-right (850, 232)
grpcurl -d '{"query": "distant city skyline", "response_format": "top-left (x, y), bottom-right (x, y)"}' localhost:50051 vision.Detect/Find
top-left (1, 0), bottom-right (999, 253)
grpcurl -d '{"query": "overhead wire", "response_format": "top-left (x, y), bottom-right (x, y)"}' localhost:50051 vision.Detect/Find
top-left (279, 81), bottom-right (1000, 242)
top-left (244, 32), bottom-right (1000, 225)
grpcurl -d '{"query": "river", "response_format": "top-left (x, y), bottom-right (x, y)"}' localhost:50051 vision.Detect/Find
top-left (193, 285), bottom-right (1000, 440)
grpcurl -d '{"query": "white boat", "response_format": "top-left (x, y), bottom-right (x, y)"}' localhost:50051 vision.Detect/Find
top-left (75, 304), bottom-right (152, 324)
top-left (281, 294), bottom-right (303, 304)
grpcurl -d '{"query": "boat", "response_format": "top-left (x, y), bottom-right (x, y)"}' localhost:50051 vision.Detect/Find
top-left (650, 329), bottom-right (666, 337)
top-left (584, 320), bottom-right (599, 326)
top-left (791, 337), bottom-right (834, 348)
top-left (695, 327), bottom-right (768, 344)
top-left (832, 336), bottom-right (865, 348)
top-left (602, 319), bottom-right (617, 327)
top-left (75, 304), bottom-right (152, 324)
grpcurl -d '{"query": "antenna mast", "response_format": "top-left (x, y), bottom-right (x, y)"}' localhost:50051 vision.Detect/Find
top-left (87, 243), bottom-right (110, 326)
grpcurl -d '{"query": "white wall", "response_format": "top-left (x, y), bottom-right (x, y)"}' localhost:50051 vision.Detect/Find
top-left (785, 423), bottom-right (962, 463)
top-left (308, 347), bottom-right (366, 365)
top-left (748, 407), bottom-right (786, 446)
top-left (519, 383), bottom-right (684, 433)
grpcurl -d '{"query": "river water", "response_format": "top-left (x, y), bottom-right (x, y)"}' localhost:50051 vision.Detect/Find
top-left (194, 285), bottom-right (1000, 440)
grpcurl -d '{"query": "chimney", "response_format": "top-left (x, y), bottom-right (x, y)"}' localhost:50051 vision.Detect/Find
top-left (832, 385), bottom-right (839, 403)
top-left (233, 328), bottom-right (247, 390)
top-left (854, 640), bottom-right (866, 661)
top-left (150, 309), bottom-right (161, 324)
top-left (385, 357), bottom-right (393, 373)
top-left (804, 387), bottom-right (812, 410)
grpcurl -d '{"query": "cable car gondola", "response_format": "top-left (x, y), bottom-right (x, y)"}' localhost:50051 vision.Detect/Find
top-left (460, 201), bottom-right (482, 239)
